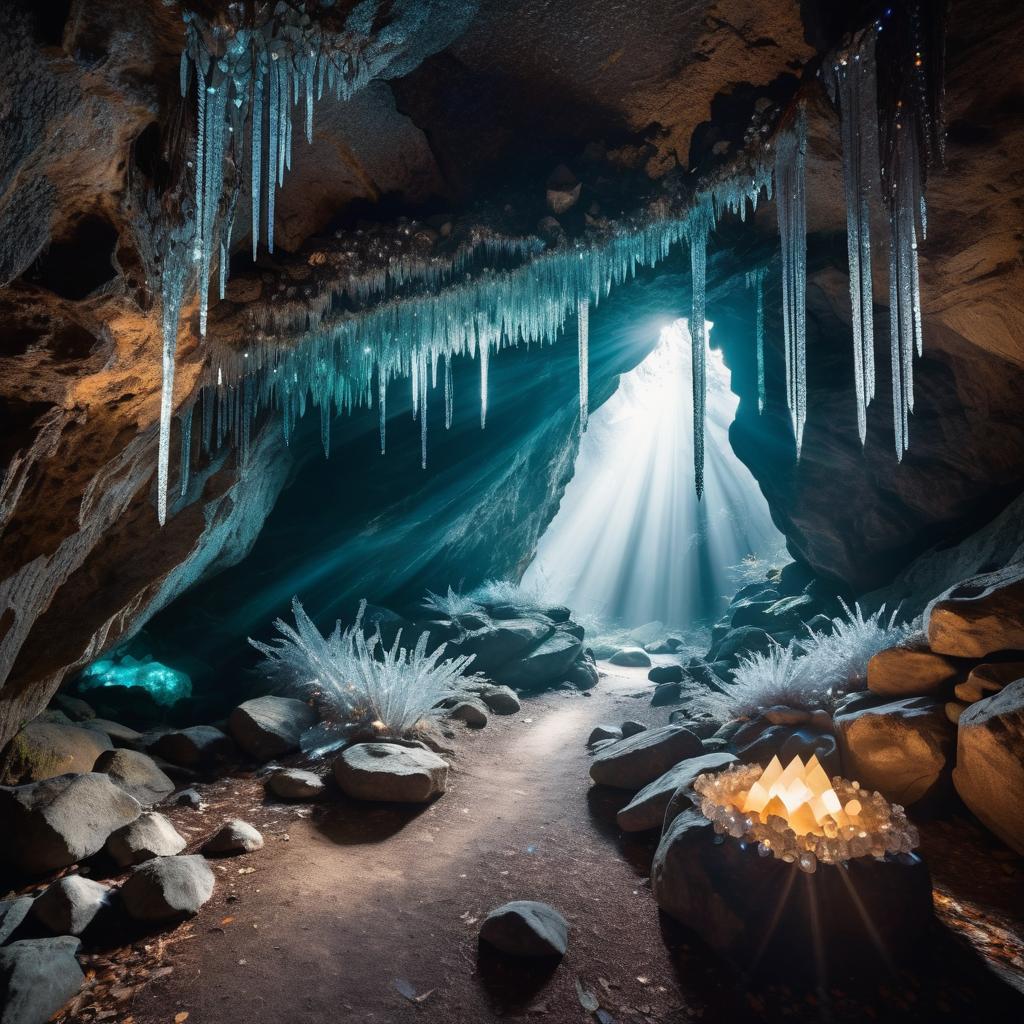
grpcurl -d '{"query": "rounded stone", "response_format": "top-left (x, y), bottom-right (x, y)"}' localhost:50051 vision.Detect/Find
top-left (106, 812), bottom-right (186, 866)
top-left (479, 900), bottom-right (569, 958)
top-left (266, 768), bottom-right (326, 801)
top-left (120, 855), bottom-right (215, 922)
top-left (202, 819), bottom-right (264, 855)
top-left (334, 742), bottom-right (448, 803)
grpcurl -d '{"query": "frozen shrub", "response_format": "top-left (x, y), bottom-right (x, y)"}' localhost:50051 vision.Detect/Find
top-left (422, 586), bottom-right (481, 619)
top-left (250, 599), bottom-right (478, 739)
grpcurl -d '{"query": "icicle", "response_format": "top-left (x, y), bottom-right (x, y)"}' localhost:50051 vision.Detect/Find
top-left (179, 405), bottom-right (194, 498)
top-left (444, 353), bottom-right (453, 430)
top-left (479, 337), bottom-right (489, 429)
top-left (320, 402), bottom-right (330, 458)
top-left (686, 196), bottom-right (715, 498)
top-left (827, 28), bottom-right (881, 443)
top-left (577, 299), bottom-right (589, 433)
top-left (267, 55), bottom-right (279, 253)
top-left (378, 368), bottom-right (387, 455)
top-left (746, 266), bottom-right (767, 414)
top-left (775, 105), bottom-right (808, 455)
top-left (251, 66), bottom-right (263, 260)
top-left (419, 353), bottom-right (428, 470)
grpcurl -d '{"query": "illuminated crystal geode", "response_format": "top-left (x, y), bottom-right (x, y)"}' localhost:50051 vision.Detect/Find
top-left (692, 755), bottom-right (919, 873)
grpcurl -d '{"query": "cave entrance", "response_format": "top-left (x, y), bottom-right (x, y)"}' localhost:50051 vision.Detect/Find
top-left (522, 318), bottom-right (783, 636)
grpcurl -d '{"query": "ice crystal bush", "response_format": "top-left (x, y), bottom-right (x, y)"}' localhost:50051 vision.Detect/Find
top-left (469, 577), bottom-right (555, 612)
top-left (691, 601), bottom-right (916, 722)
top-left (422, 586), bottom-right (482, 619)
top-left (250, 599), bottom-right (478, 738)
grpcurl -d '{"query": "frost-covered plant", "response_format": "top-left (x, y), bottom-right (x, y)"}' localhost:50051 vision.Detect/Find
top-left (422, 586), bottom-right (481, 619)
top-left (688, 601), bottom-right (916, 722)
top-left (250, 599), bottom-right (478, 739)
top-left (469, 576), bottom-right (555, 612)
top-left (796, 599), bottom-right (916, 693)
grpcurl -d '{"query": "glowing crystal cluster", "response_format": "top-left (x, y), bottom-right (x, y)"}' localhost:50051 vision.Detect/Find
top-left (692, 756), bottom-right (919, 874)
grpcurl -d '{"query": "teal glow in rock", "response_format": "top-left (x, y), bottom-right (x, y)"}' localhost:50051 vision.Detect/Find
top-left (78, 655), bottom-right (192, 707)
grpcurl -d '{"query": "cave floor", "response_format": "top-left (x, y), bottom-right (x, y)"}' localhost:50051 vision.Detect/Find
top-left (61, 664), bottom-right (1024, 1024)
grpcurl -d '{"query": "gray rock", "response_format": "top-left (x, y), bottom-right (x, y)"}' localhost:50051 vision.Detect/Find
top-left (650, 681), bottom-right (682, 706)
top-left (81, 719), bottom-right (144, 747)
top-left (0, 898), bottom-right (33, 945)
top-left (0, 773), bottom-right (141, 875)
top-left (149, 726), bottom-right (234, 768)
top-left (867, 644), bottom-right (964, 698)
top-left (455, 618), bottom-right (553, 674)
top-left (565, 653), bottom-right (599, 690)
top-left (715, 627), bottom-right (775, 664)
top-left (448, 698), bottom-right (489, 728)
top-left (699, 737), bottom-right (734, 755)
top-left (479, 900), bottom-right (569, 958)
top-left (954, 679), bottom-right (1024, 854)
top-left (0, 937), bottom-right (83, 1024)
top-left (52, 696), bottom-right (95, 722)
top-left (202, 819), bottom-right (264, 855)
top-left (31, 876), bottom-right (109, 935)
top-left (334, 743), bottom-right (448, 803)
top-left (120, 855), bottom-right (215, 922)
top-left (266, 768), bottom-right (326, 801)
top-left (543, 606), bottom-right (572, 623)
top-left (106, 812), bottom-right (186, 866)
top-left (618, 752), bottom-right (737, 832)
top-left (501, 630), bottom-right (584, 689)
top-left (92, 748), bottom-right (174, 807)
top-left (648, 664), bottom-right (684, 684)
top-left (621, 720), bottom-right (647, 738)
top-left (477, 685), bottom-right (521, 715)
top-left (589, 724), bottom-right (703, 790)
top-left (587, 724), bottom-right (622, 746)
top-left (228, 696), bottom-right (318, 761)
top-left (608, 647), bottom-right (652, 667)
top-left (175, 787), bottom-right (203, 809)
top-left (0, 722), bottom-right (113, 785)
top-left (835, 696), bottom-right (954, 806)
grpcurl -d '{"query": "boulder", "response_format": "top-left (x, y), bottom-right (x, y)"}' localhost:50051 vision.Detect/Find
top-left (149, 726), bottom-right (234, 768)
top-left (955, 662), bottom-right (1024, 704)
top-left (202, 819), bottom-right (264, 855)
top-left (334, 743), bottom-right (448, 803)
top-left (737, 723), bottom-right (841, 777)
top-left (715, 627), bottom-right (775, 664)
top-left (477, 685), bottom-right (521, 715)
top-left (455, 618), bottom-right (553, 674)
top-left (0, 937), bottom-right (84, 1024)
top-left (31, 876), bottom-right (109, 935)
top-left (589, 724), bottom-right (703, 790)
top-left (0, 773), bottom-right (140, 874)
top-left (542, 606), bottom-right (572, 623)
top-left (81, 718), bottom-right (143, 747)
top-left (608, 647), bottom-right (651, 668)
top-left (564, 652), bottom-right (599, 690)
top-left (228, 696), bottom-right (317, 761)
top-left (479, 900), bottom-right (569, 958)
top-left (651, 808), bottom-right (933, 973)
top-left (448, 698), bottom-right (489, 728)
top-left (92, 748), bottom-right (174, 807)
top-left (266, 768), bottom-right (327, 801)
top-left (0, 898), bottom-right (33, 945)
top-left (0, 721), bottom-right (112, 785)
top-left (953, 679), bottom-right (1024, 853)
top-left (587, 725), bottom-right (622, 746)
top-left (621, 720), bottom-right (647, 738)
top-left (120, 855), bottom-right (215, 922)
top-left (650, 681), bottom-right (683, 706)
top-left (648, 665), bottom-right (684, 685)
top-left (928, 563), bottom-right (1024, 657)
top-left (835, 697), bottom-right (954, 806)
top-left (52, 696), bottom-right (95, 722)
top-left (106, 812), bottom-right (186, 866)
top-left (617, 752), bottom-right (737, 832)
top-left (500, 629), bottom-right (584, 689)
top-left (867, 644), bottom-right (964, 697)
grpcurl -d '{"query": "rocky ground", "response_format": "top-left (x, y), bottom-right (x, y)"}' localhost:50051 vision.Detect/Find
top-left (5, 662), bottom-right (1017, 1024)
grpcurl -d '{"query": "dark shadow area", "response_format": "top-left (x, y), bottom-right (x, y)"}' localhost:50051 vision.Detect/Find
top-left (475, 940), bottom-right (561, 1013)
top-left (311, 794), bottom-right (435, 846)
top-left (25, 213), bottom-right (119, 300)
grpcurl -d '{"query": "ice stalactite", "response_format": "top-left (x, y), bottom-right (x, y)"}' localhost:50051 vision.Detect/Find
top-left (378, 370), bottom-right (387, 456)
top-left (178, 405), bottom-right (194, 498)
top-left (479, 337), bottom-right (489, 430)
top-left (826, 26), bottom-right (881, 444)
top-left (745, 266), bottom-right (767, 414)
top-left (577, 299), bottom-right (589, 433)
top-left (774, 104), bottom-right (808, 456)
top-left (686, 196), bottom-right (715, 498)
top-left (157, 224), bottom-right (194, 527)
top-left (419, 352), bottom-right (429, 470)
top-left (444, 354), bottom-right (453, 430)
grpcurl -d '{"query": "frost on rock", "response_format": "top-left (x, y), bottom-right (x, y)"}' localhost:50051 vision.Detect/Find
top-left (826, 26), bottom-right (881, 444)
top-left (774, 105), bottom-right (808, 456)
top-left (745, 265), bottom-right (768, 414)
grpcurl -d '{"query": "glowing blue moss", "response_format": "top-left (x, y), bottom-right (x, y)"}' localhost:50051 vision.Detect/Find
top-left (78, 655), bottom-right (192, 707)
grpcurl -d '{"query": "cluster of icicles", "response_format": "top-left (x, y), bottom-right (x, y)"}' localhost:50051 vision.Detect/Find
top-left (156, 9), bottom-right (936, 524)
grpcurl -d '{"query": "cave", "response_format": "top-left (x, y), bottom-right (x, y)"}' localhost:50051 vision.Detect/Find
top-left (1, 2), bottom-right (1023, 1023)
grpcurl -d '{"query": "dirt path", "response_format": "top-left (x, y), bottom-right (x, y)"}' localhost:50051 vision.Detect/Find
top-left (65, 665), bottom-right (1024, 1024)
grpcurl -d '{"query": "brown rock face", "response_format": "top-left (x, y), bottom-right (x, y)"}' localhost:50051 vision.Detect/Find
top-left (866, 644), bottom-right (966, 699)
top-left (928, 563), bottom-right (1024, 658)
